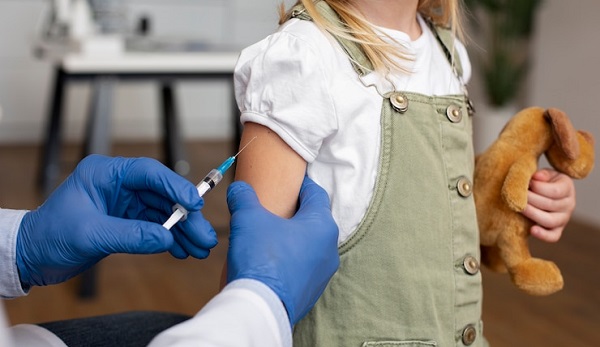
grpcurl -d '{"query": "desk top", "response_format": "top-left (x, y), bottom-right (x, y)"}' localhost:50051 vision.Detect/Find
top-left (36, 37), bottom-right (240, 74)
top-left (62, 51), bottom-right (240, 73)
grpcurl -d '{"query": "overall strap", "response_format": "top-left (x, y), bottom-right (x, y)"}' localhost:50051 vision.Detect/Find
top-left (291, 1), bottom-right (373, 75)
top-left (427, 20), bottom-right (476, 114)
top-left (426, 20), bottom-right (464, 79)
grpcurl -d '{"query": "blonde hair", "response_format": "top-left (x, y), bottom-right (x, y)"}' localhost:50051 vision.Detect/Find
top-left (279, 0), bottom-right (465, 73)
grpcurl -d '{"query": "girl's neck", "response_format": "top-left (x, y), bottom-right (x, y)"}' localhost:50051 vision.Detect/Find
top-left (353, 0), bottom-right (421, 39)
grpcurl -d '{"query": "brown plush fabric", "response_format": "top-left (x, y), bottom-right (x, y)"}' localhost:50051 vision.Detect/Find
top-left (473, 107), bottom-right (595, 296)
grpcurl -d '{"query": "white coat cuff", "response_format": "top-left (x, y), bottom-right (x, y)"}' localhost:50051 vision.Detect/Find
top-left (227, 279), bottom-right (292, 346)
top-left (0, 209), bottom-right (28, 298)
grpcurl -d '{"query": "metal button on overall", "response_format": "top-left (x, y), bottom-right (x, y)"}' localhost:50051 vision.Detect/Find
top-left (390, 92), bottom-right (409, 113)
top-left (446, 104), bottom-right (463, 123)
top-left (461, 324), bottom-right (477, 345)
top-left (457, 177), bottom-right (472, 197)
top-left (463, 255), bottom-right (480, 275)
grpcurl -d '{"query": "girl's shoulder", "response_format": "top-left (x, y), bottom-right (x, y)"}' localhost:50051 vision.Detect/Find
top-left (277, 18), bottom-right (338, 52)
top-left (237, 18), bottom-right (342, 71)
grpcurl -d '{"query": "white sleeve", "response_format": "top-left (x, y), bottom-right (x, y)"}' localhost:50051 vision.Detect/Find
top-left (234, 28), bottom-right (338, 163)
top-left (7, 324), bottom-right (67, 347)
top-left (0, 303), bottom-right (14, 347)
top-left (148, 279), bottom-right (292, 347)
top-left (0, 209), bottom-right (29, 298)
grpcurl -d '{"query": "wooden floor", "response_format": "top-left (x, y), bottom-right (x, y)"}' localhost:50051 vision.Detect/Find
top-left (1, 141), bottom-right (599, 346)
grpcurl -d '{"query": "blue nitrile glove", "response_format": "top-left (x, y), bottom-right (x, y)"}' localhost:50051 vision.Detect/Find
top-left (226, 176), bottom-right (340, 325)
top-left (16, 155), bottom-right (217, 288)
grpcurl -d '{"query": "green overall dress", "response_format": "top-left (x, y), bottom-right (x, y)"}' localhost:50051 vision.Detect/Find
top-left (292, 3), bottom-right (485, 346)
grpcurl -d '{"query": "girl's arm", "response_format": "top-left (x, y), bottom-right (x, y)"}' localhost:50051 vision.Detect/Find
top-left (220, 121), bottom-right (307, 288)
top-left (235, 122), bottom-right (307, 218)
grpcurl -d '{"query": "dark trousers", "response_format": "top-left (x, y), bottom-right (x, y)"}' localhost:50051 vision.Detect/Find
top-left (38, 311), bottom-right (191, 347)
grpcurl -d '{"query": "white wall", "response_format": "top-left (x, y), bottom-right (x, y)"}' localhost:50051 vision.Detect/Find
top-left (0, 1), bottom-right (52, 142)
top-left (472, 0), bottom-right (600, 225)
top-left (530, 0), bottom-right (600, 226)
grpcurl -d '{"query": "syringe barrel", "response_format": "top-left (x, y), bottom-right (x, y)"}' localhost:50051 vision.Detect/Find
top-left (165, 168), bottom-right (226, 229)
top-left (197, 169), bottom-right (223, 194)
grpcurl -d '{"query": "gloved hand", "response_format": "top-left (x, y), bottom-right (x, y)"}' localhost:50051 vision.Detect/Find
top-left (226, 176), bottom-right (340, 325)
top-left (16, 155), bottom-right (217, 288)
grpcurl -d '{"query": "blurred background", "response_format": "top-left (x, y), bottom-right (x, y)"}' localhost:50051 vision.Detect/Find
top-left (0, 0), bottom-right (598, 346)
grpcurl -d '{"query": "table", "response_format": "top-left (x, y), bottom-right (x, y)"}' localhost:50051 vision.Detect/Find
top-left (37, 44), bottom-right (241, 197)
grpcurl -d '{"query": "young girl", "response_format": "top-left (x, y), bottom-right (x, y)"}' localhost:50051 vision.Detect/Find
top-left (231, 0), bottom-right (576, 345)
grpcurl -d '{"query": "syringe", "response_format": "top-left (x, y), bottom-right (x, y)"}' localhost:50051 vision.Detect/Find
top-left (163, 136), bottom-right (257, 230)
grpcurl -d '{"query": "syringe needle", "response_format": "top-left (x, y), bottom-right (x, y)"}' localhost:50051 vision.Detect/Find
top-left (162, 136), bottom-right (258, 230)
top-left (234, 136), bottom-right (258, 158)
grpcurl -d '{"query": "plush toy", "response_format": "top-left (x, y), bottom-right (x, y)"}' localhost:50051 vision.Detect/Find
top-left (473, 107), bottom-right (595, 296)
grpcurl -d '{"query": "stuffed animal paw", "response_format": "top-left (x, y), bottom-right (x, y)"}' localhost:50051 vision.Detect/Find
top-left (474, 107), bottom-right (594, 295)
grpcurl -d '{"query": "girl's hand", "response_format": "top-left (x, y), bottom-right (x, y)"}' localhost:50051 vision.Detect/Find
top-left (521, 169), bottom-right (576, 243)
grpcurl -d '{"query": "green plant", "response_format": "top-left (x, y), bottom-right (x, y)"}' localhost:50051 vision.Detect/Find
top-left (464, 0), bottom-right (544, 107)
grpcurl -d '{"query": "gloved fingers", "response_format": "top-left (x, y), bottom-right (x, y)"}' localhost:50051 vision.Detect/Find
top-left (291, 176), bottom-right (335, 231)
top-left (137, 207), bottom-right (171, 227)
top-left (95, 216), bottom-right (174, 255)
top-left (137, 190), bottom-right (180, 215)
top-left (227, 181), bottom-right (267, 214)
top-left (169, 212), bottom-right (216, 259)
top-left (168, 242), bottom-right (190, 259)
top-left (173, 211), bottom-right (218, 250)
top-left (140, 206), bottom-right (215, 259)
top-left (121, 157), bottom-right (203, 211)
top-left (170, 227), bottom-right (212, 259)
top-left (139, 201), bottom-right (217, 251)
top-left (296, 176), bottom-right (333, 216)
top-left (138, 208), bottom-right (191, 259)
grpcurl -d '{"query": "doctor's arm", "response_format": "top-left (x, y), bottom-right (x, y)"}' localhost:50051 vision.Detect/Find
top-left (149, 177), bottom-right (340, 347)
top-left (2, 155), bottom-right (216, 296)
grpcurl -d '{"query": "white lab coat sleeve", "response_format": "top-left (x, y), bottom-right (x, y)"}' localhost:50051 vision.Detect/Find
top-left (7, 324), bottom-right (68, 347)
top-left (148, 279), bottom-right (292, 347)
top-left (0, 209), bottom-right (29, 298)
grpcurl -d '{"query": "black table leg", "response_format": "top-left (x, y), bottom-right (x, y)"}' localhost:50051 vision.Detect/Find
top-left (78, 267), bottom-right (97, 299)
top-left (78, 77), bottom-right (116, 299)
top-left (82, 77), bottom-right (116, 158)
top-left (160, 81), bottom-right (188, 176)
top-left (38, 66), bottom-right (67, 197)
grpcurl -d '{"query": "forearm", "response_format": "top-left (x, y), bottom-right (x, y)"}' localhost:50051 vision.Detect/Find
top-left (0, 209), bottom-right (28, 298)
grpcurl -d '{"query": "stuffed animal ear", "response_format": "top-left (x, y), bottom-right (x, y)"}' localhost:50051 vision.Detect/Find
top-left (544, 108), bottom-right (580, 160)
top-left (580, 130), bottom-right (595, 146)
